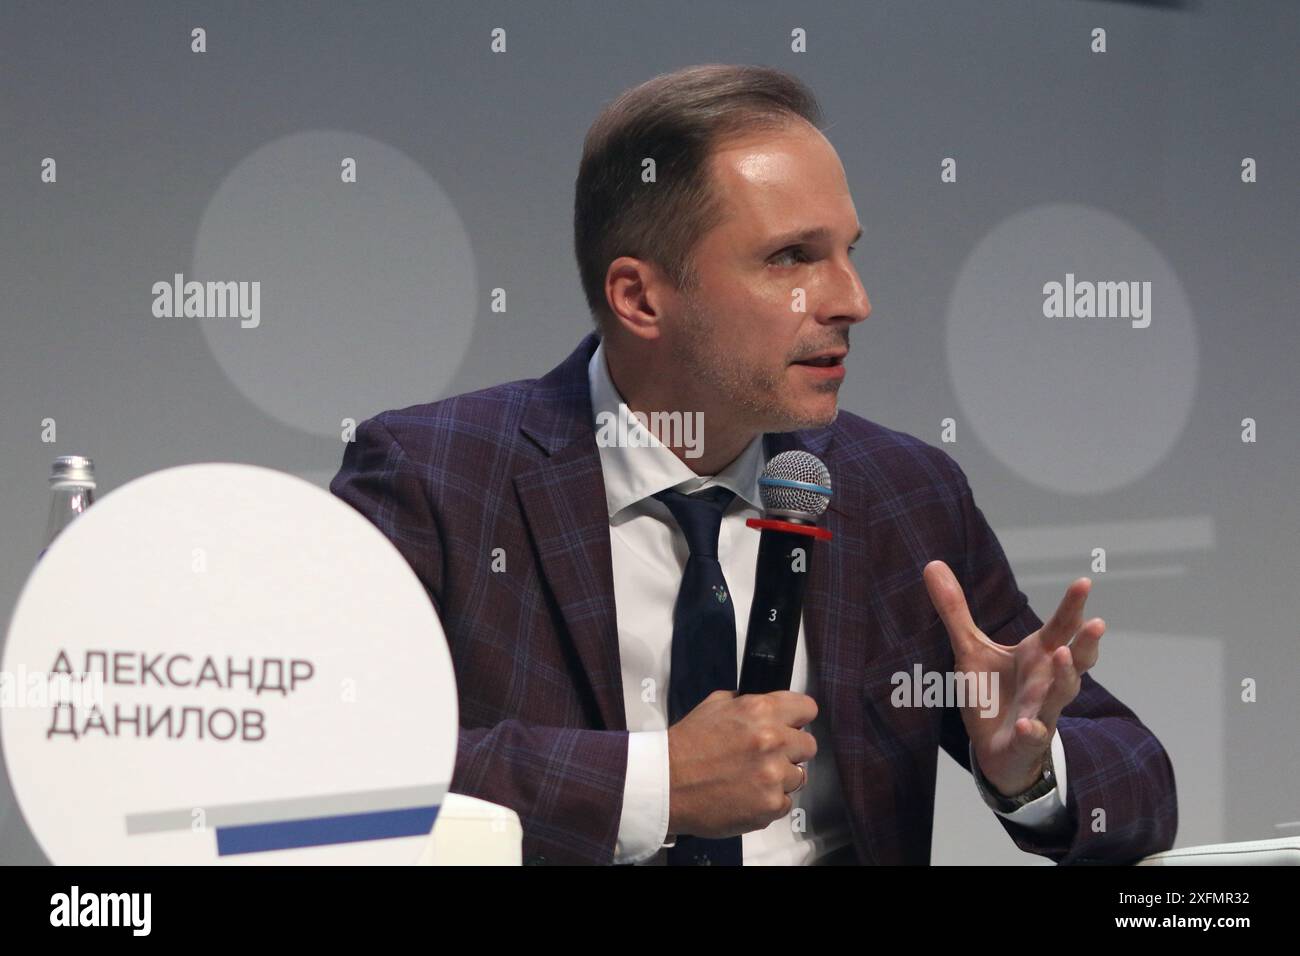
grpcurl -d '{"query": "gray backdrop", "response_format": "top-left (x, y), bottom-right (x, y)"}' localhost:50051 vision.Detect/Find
top-left (2, 0), bottom-right (1296, 864)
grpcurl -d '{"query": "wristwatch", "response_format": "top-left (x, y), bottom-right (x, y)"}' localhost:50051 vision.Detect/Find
top-left (975, 748), bottom-right (1057, 813)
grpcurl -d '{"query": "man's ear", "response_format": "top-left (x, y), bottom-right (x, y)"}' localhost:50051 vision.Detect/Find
top-left (604, 256), bottom-right (665, 342)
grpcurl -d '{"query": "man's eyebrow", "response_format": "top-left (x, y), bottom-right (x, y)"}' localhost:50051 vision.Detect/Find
top-left (764, 224), bottom-right (864, 250)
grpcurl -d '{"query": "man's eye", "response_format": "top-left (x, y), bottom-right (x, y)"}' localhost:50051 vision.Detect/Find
top-left (770, 245), bottom-right (856, 267)
top-left (771, 248), bottom-right (808, 267)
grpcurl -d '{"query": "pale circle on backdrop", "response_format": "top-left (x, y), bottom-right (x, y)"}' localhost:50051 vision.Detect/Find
top-left (192, 130), bottom-right (477, 436)
top-left (945, 203), bottom-right (1197, 495)
top-left (2, 463), bottom-right (457, 864)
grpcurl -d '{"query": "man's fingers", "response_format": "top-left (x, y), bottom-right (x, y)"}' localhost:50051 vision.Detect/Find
top-left (1069, 618), bottom-right (1105, 673)
top-left (1037, 646), bottom-right (1082, 728)
top-left (783, 761), bottom-right (809, 795)
top-left (763, 690), bottom-right (820, 729)
top-left (1040, 577), bottom-right (1092, 651)
top-left (922, 560), bottom-right (983, 654)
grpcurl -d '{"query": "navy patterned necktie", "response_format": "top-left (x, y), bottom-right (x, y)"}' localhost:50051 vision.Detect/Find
top-left (652, 485), bottom-right (743, 866)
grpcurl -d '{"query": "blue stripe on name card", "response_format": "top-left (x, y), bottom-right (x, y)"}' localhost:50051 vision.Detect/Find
top-left (215, 805), bottom-right (440, 856)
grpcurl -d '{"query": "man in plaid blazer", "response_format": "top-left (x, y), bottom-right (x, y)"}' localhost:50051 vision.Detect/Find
top-left (329, 329), bottom-right (1178, 865)
top-left (329, 64), bottom-right (1177, 864)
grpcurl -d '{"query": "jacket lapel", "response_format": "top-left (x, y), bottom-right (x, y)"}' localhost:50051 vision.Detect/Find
top-left (514, 334), bottom-right (627, 732)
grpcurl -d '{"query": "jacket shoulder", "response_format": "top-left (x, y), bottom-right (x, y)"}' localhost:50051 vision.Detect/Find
top-left (827, 409), bottom-right (967, 492)
top-left (360, 377), bottom-right (538, 464)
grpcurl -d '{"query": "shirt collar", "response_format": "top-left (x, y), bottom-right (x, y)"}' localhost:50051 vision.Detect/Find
top-left (587, 338), bottom-right (765, 520)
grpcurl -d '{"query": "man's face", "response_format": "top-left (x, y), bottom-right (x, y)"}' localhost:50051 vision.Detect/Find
top-left (666, 120), bottom-right (871, 433)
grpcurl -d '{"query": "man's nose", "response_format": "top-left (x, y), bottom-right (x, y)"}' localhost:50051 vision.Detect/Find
top-left (818, 260), bottom-right (871, 326)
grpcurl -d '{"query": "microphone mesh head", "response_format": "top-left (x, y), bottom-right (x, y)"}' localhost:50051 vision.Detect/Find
top-left (759, 451), bottom-right (831, 520)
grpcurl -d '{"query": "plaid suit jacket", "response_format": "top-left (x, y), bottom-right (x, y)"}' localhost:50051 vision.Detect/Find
top-left (330, 332), bottom-right (1178, 865)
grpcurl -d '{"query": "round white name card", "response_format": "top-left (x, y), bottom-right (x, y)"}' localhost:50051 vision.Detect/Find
top-left (2, 463), bottom-right (457, 864)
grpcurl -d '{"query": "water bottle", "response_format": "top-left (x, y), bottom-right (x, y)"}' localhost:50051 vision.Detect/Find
top-left (40, 455), bottom-right (96, 559)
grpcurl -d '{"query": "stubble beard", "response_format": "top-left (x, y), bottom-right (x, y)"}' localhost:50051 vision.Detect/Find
top-left (671, 295), bottom-right (840, 434)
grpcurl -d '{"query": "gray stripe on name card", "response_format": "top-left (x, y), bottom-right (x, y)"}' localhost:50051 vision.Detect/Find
top-left (125, 783), bottom-right (448, 834)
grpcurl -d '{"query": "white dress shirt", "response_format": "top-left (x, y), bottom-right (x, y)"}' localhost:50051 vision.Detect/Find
top-left (587, 341), bottom-right (1070, 865)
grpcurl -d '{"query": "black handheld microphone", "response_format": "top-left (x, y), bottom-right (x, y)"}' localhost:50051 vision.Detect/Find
top-left (737, 451), bottom-right (833, 695)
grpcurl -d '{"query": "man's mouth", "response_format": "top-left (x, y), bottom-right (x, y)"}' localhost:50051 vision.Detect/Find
top-left (791, 351), bottom-right (847, 368)
top-left (790, 350), bottom-right (848, 382)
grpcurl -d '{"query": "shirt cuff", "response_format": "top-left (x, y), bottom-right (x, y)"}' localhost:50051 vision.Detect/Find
top-left (970, 729), bottom-right (1070, 831)
top-left (613, 729), bottom-right (671, 864)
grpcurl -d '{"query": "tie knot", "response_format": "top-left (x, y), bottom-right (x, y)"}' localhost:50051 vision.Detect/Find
top-left (653, 486), bottom-right (735, 558)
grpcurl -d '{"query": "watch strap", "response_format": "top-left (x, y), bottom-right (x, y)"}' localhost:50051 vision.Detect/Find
top-left (977, 748), bottom-right (1057, 813)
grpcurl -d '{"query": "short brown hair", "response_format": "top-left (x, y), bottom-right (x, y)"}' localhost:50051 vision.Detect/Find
top-left (573, 64), bottom-right (825, 332)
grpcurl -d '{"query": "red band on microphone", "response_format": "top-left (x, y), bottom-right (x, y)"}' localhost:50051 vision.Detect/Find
top-left (744, 517), bottom-right (833, 540)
